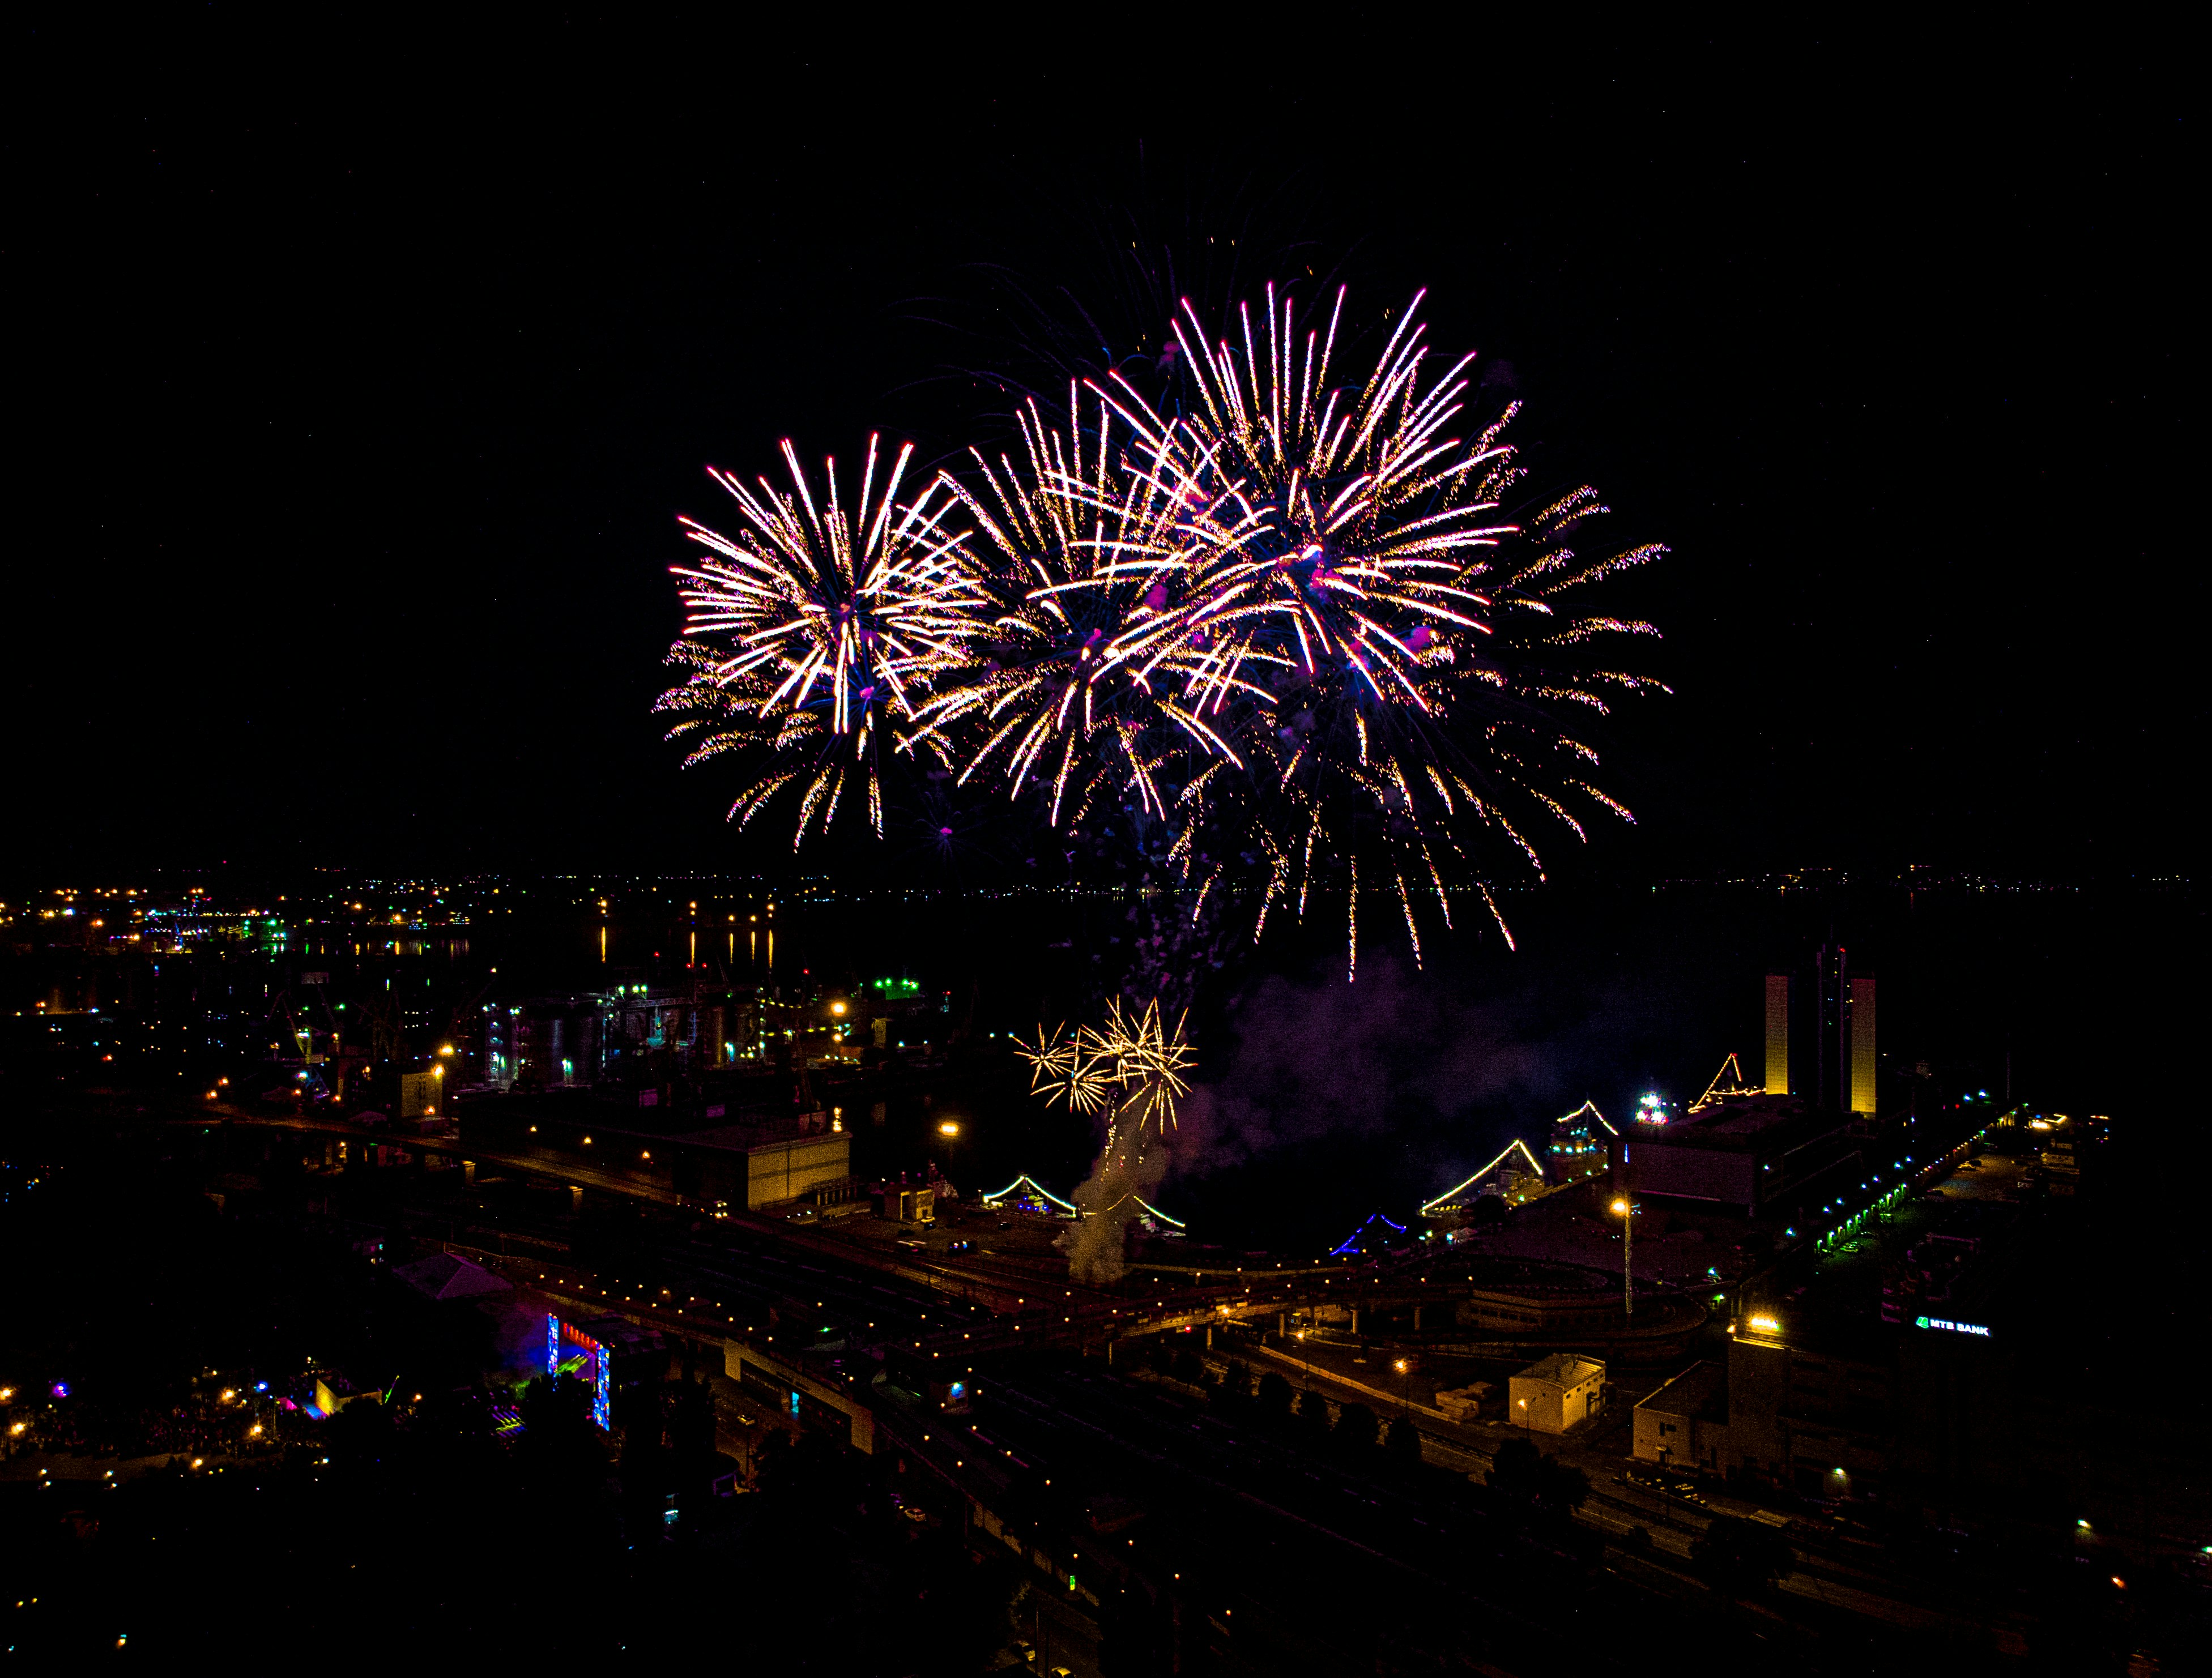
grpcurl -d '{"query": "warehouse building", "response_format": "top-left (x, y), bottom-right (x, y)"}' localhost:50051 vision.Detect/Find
top-left (1508, 1352), bottom-right (1607, 1434)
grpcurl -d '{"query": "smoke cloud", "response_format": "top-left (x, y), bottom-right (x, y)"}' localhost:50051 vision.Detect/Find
top-left (1056, 1124), bottom-right (1169, 1284)
top-left (1167, 956), bottom-right (1548, 1175)
top-left (1054, 953), bottom-right (1655, 1269)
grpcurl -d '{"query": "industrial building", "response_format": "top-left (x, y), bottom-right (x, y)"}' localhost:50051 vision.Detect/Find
top-left (1631, 1360), bottom-right (1729, 1470)
top-left (457, 1097), bottom-right (850, 1210)
top-left (1646, 1112), bottom-right (2185, 1553)
top-left (1457, 1280), bottom-right (1633, 1338)
top-left (479, 981), bottom-right (773, 1092)
top-left (1721, 1320), bottom-right (1895, 1497)
top-left (1628, 1093), bottom-right (1857, 1213)
top-left (689, 1124), bottom-right (851, 1210)
top-left (1507, 1352), bottom-right (1606, 1433)
top-left (873, 1179), bottom-right (936, 1223)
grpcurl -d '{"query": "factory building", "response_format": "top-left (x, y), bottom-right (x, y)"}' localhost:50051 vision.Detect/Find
top-left (1633, 1360), bottom-right (1729, 1470)
top-left (456, 1099), bottom-right (849, 1211)
top-left (1629, 1094), bottom-right (1858, 1213)
top-left (1508, 1352), bottom-right (1607, 1434)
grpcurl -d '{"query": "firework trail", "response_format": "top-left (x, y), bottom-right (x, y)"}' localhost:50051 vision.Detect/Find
top-left (656, 436), bottom-right (983, 844)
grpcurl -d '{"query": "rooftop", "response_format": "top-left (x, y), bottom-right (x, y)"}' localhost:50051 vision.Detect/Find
top-left (1635, 1360), bottom-right (1726, 1420)
top-left (1632, 1092), bottom-right (1842, 1151)
top-left (393, 1252), bottom-right (513, 1301)
top-left (1517, 1352), bottom-right (1605, 1388)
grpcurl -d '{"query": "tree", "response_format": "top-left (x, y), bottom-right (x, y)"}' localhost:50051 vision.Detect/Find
top-left (1487, 1435), bottom-right (1543, 1501)
top-left (1537, 1454), bottom-right (1589, 1513)
top-left (1385, 1415), bottom-right (1424, 1468)
top-left (1689, 1515), bottom-right (1792, 1595)
top-left (1294, 1385), bottom-right (1332, 1442)
top-left (1220, 1360), bottom-right (1253, 1406)
top-left (1255, 1371), bottom-right (1294, 1424)
top-left (1333, 1401), bottom-right (1379, 1455)
top-left (1485, 1437), bottom-right (1588, 1516)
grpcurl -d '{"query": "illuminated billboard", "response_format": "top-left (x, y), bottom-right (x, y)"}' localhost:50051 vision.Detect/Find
top-left (545, 1314), bottom-right (613, 1428)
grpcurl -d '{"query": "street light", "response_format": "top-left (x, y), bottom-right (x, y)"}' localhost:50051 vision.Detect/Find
top-left (1612, 1195), bottom-right (1634, 1318)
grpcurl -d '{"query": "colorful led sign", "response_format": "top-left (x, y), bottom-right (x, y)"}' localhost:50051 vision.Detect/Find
top-left (1914, 1316), bottom-right (1992, 1338)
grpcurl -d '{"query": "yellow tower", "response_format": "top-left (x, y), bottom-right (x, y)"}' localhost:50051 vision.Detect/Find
top-left (1763, 974), bottom-right (1791, 1095)
top-left (1849, 976), bottom-right (1878, 1115)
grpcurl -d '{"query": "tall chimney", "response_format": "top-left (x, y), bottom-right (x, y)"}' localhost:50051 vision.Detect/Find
top-left (1849, 976), bottom-right (1878, 1116)
top-left (1763, 974), bottom-right (1791, 1095)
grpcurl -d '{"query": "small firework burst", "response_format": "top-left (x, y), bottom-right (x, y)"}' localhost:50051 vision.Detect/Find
top-left (1017, 998), bottom-right (1194, 1141)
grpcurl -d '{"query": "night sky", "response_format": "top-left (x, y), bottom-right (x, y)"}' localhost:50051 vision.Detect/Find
top-left (10, 26), bottom-right (2188, 881)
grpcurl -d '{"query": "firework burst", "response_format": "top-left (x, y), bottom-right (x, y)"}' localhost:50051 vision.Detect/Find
top-left (1017, 997), bottom-right (1194, 1142)
top-left (661, 284), bottom-right (1663, 975)
top-left (657, 435), bottom-right (983, 844)
top-left (903, 385), bottom-right (1250, 831)
top-left (1090, 285), bottom-right (1665, 970)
